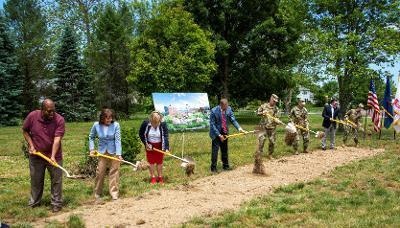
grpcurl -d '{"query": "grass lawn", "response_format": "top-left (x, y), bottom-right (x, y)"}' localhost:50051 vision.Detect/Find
top-left (0, 110), bottom-right (397, 226)
top-left (182, 127), bottom-right (400, 227)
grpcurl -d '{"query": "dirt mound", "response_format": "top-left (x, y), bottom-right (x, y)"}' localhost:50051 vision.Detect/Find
top-left (35, 147), bottom-right (384, 227)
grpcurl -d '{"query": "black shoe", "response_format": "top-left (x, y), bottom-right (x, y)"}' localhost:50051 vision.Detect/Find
top-left (223, 166), bottom-right (232, 171)
top-left (322, 147), bottom-right (326, 151)
top-left (211, 167), bottom-right (218, 173)
top-left (52, 206), bottom-right (62, 213)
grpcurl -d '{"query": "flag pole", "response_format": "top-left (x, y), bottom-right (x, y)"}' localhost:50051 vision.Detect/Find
top-left (379, 110), bottom-right (383, 140)
top-left (363, 108), bottom-right (368, 140)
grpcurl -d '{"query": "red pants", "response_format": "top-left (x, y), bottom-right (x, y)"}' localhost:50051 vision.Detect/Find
top-left (146, 142), bottom-right (164, 164)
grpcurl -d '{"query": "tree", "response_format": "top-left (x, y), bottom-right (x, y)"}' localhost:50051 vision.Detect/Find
top-left (89, 3), bottom-right (133, 114)
top-left (229, 0), bottom-right (308, 107)
top-left (0, 14), bottom-right (23, 126)
top-left (54, 26), bottom-right (95, 121)
top-left (128, 3), bottom-right (216, 96)
top-left (4, 0), bottom-right (50, 116)
top-left (307, 0), bottom-right (400, 115)
top-left (184, 0), bottom-right (277, 98)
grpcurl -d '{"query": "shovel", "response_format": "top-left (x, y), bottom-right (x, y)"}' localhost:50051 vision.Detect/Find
top-left (32, 151), bottom-right (85, 179)
top-left (90, 151), bottom-right (149, 171)
top-left (222, 130), bottom-right (259, 140)
top-left (152, 148), bottom-right (196, 176)
top-left (294, 124), bottom-right (325, 139)
top-left (262, 112), bottom-right (325, 139)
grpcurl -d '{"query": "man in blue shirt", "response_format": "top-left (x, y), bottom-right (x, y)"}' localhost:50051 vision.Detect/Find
top-left (209, 98), bottom-right (245, 173)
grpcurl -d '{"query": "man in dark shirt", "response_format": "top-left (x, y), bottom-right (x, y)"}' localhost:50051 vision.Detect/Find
top-left (22, 99), bottom-right (65, 213)
top-left (321, 98), bottom-right (340, 150)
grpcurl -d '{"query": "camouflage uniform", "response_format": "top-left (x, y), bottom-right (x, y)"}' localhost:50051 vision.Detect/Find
top-left (290, 105), bottom-right (310, 153)
top-left (257, 103), bottom-right (279, 156)
top-left (343, 109), bottom-right (362, 146)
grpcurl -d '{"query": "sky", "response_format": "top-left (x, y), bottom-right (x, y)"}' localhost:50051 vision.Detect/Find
top-left (152, 93), bottom-right (210, 112)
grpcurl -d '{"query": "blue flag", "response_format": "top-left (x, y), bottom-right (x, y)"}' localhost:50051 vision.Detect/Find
top-left (382, 76), bottom-right (394, 128)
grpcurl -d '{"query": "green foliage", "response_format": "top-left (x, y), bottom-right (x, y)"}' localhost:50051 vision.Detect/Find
top-left (0, 15), bottom-right (23, 126)
top-left (4, 0), bottom-right (49, 115)
top-left (312, 81), bottom-right (339, 106)
top-left (88, 3), bottom-right (133, 114)
top-left (120, 126), bottom-right (142, 162)
top-left (54, 26), bottom-right (96, 122)
top-left (67, 214), bottom-right (86, 228)
top-left (306, 0), bottom-right (400, 114)
top-left (129, 3), bottom-right (216, 96)
top-left (75, 135), bottom-right (98, 177)
top-left (231, 0), bottom-right (308, 105)
top-left (184, 0), bottom-right (307, 105)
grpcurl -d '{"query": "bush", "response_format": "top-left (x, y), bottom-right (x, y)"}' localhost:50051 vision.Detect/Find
top-left (121, 126), bottom-right (142, 162)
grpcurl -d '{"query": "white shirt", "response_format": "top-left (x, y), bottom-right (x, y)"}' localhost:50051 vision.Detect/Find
top-left (330, 105), bottom-right (334, 118)
top-left (148, 126), bottom-right (161, 143)
top-left (102, 125), bottom-right (109, 136)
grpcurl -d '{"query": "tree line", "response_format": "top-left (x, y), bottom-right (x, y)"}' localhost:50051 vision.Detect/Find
top-left (0, 0), bottom-right (399, 126)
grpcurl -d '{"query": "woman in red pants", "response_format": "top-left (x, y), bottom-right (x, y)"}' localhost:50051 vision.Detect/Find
top-left (139, 111), bottom-right (169, 184)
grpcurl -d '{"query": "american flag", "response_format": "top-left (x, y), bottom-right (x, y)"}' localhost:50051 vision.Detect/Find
top-left (368, 79), bottom-right (381, 132)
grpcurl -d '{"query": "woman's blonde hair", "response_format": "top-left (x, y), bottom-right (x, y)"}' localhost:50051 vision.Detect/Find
top-left (149, 111), bottom-right (162, 124)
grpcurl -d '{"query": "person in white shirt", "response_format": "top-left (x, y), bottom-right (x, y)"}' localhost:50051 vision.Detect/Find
top-left (139, 111), bottom-right (169, 184)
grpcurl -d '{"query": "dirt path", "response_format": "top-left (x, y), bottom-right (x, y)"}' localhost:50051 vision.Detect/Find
top-left (35, 147), bottom-right (384, 227)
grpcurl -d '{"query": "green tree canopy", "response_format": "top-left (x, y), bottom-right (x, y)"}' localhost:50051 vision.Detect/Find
top-left (307, 0), bottom-right (400, 113)
top-left (0, 14), bottom-right (22, 126)
top-left (54, 25), bottom-right (95, 121)
top-left (4, 0), bottom-right (50, 115)
top-left (88, 2), bottom-right (133, 115)
top-left (128, 3), bottom-right (216, 96)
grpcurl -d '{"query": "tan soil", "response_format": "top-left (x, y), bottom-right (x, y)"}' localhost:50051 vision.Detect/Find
top-left (34, 147), bottom-right (384, 227)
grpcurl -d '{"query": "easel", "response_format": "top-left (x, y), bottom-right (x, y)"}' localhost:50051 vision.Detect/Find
top-left (180, 131), bottom-right (186, 158)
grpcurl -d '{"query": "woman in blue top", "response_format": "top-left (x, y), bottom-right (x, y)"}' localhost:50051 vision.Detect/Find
top-left (89, 108), bottom-right (122, 200)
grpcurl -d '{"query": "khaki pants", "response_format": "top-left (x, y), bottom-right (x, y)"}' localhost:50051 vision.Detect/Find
top-left (94, 154), bottom-right (120, 199)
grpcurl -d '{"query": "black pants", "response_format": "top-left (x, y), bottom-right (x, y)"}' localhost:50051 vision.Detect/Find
top-left (211, 137), bottom-right (229, 171)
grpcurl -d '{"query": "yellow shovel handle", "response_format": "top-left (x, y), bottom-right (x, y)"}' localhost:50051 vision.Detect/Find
top-left (32, 151), bottom-right (59, 167)
top-left (91, 151), bottom-right (120, 162)
top-left (294, 124), bottom-right (319, 135)
top-left (90, 151), bottom-right (138, 167)
top-left (224, 130), bottom-right (257, 139)
top-left (263, 112), bottom-right (284, 125)
top-left (152, 148), bottom-right (189, 163)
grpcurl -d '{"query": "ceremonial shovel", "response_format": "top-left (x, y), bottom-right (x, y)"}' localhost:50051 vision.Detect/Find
top-left (152, 148), bottom-right (196, 176)
top-left (90, 151), bottom-right (149, 171)
top-left (32, 151), bottom-right (85, 179)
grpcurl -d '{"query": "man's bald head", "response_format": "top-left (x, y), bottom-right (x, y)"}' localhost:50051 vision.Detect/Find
top-left (220, 98), bottom-right (229, 111)
top-left (41, 99), bottom-right (54, 109)
top-left (41, 99), bottom-right (56, 120)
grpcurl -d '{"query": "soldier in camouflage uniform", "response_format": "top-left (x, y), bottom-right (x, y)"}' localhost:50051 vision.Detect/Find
top-left (290, 99), bottom-right (310, 154)
top-left (256, 94), bottom-right (280, 159)
top-left (343, 103), bottom-right (364, 147)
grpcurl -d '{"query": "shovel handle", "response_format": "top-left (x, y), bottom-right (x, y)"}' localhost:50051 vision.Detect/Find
top-left (90, 151), bottom-right (137, 167)
top-left (294, 124), bottom-right (318, 134)
top-left (152, 148), bottom-right (189, 163)
top-left (32, 151), bottom-right (59, 167)
top-left (224, 130), bottom-right (257, 139)
top-left (32, 151), bottom-right (71, 177)
top-left (263, 112), bottom-right (285, 125)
